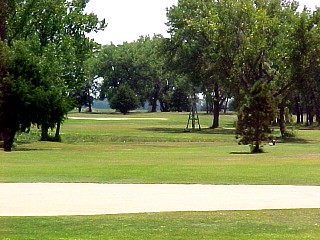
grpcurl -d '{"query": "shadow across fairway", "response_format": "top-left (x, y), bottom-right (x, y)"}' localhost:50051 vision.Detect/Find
top-left (139, 127), bottom-right (185, 134)
top-left (276, 137), bottom-right (310, 144)
top-left (12, 147), bottom-right (49, 152)
top-left (140, 127), bottom-right (235, 135)
top-left (229, 151), bottom-right (253, 155)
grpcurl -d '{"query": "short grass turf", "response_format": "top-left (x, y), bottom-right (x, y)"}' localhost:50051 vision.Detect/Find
top-left (1, 112), bottom-right (320, 185)
top-left (1, 210), bottom-right (320, 239)
top-left (2, 112), bottom-right (320, 239)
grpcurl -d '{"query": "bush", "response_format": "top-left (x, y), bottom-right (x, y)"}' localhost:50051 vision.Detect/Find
top-left (109, 83), bottom-right (140, 114)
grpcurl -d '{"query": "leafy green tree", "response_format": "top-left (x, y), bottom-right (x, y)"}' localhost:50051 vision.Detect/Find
top-left (97, 36), bottom-right (174, 112)
top-left (0, 45), bottom-right (11, 150)
top-left (226, 1), bottom-right (282, 143)
top-left (0, 0), bottom-right (105, 151)
top-left (218, 0), bottom-right (298, 138)
top-left (165, 0), bottom-right (244, 128)
top-left (286, 8), bottom-right (320, 126)
top-left (170, 86), bottom-right (190, 112)
top-left (109, 83), bottom-right (140, 114)
top-left (2, 41), bottom-right (70, 144)
top-left (0, 0), bottom-right (7, 41)
top-left (0, 0), bottom-right (8, 145)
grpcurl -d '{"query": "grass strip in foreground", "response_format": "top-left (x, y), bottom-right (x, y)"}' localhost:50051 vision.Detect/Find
top-left (1, 209), bottom-right (320, 239)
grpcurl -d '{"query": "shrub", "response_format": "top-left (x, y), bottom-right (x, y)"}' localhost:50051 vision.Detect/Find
top-left (109, 83), bottom-right (140, 114)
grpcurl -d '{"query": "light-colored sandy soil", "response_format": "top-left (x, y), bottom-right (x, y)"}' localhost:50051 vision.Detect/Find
top-left (68, 117), bottom-right (168, 121)
top-left (1, 183), bottom-right (320, 216)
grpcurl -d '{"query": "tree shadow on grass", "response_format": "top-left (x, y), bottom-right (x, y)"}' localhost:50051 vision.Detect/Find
top-left (229, 137), bottom-right (311, 155)
top-left (203, 128), bottom-right (235, 135)
top-left (139, 127), bottom-right (184, 134)
top-left (276, 137), bottom-right (310, 144)
top-left (139, 127), bottom-right (235, 135)
top-left (229, 151), bottom-right (253, 155)
top-left (12, 147), bottom-right (48, 152)
top-left (13, 140), bottom-right (59, 152)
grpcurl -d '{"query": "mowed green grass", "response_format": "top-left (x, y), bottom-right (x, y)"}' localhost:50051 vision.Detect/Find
top-left (2, 210), bottom-right (320, 239)
top-left (2, 112), bottom-right (320, 239)
top-left (1, 112), bottom-right (320, 184)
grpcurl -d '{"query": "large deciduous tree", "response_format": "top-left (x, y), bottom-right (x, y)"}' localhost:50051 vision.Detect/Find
top-left (165, 0), bottom-right (252, 128)
top-left (287, 8), bottom-right (320, 127)
top-left (0, 0), bottom-right (105, 151)
top-left (97, 36), bottom-right (176, 112)
top-left (166, 0), bottom-right (317, 152)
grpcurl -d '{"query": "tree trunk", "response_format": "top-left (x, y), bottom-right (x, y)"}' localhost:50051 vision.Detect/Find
top-left (212, 100), bottom-right (220, 128)
top-left (41, 125), bottom-right (49, 141)
top-left (278, 101), bottom-right (286, 137)
top-left (211, 83), bottom-right (220, 128)
top-left (295, 97), bottom-right (301, 124)
top-left (159, 99), bottom-right (169, 112)
top-left (205, 93), bottom-right (213, 114)
top-left (316, 106), bottom-right (320, 126)
top-left (150, 83), bottom-right (160, 112)
top-left (55, 122), bottom-right (61, 140)
top-left (2, 128), bottom-right (16, 152)
top-left (310, 113), bottom-right (314, 125)
top-left (300, 105), bottom-right (304, 124)
top-left (150, 98), bottom-right (157, 112)
top-left (305, 98), bottom-right (314, 126)
top-left (252, 143), bottom-right (260, 153)
top-left (224, 98), bottom-right (229, 114)
top-left (314, 97), bottom-right (320, 126)
top-left (88, 102), bottom-right (92, 113)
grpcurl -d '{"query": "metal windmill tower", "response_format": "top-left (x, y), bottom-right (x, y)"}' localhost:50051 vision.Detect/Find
top-left (185, 89), bottom-right (201, 131)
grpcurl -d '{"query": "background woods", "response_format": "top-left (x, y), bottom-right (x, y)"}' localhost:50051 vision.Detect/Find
top-left (1, 0), bottom-right (320, 152)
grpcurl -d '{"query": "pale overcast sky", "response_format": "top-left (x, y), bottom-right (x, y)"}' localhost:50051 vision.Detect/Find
top-left (85, 0), bottom-right (318, 45)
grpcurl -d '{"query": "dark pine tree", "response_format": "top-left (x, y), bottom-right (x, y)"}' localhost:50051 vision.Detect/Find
top-left (236, 81), bottom-right (277, 153)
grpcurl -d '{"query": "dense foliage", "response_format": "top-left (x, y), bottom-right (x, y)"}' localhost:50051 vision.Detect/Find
top-left (95, 36), bottom-right (190, 113)
top-left (1, 0), bottom-right (320, 153)
top-left (92, 0), bottom-right (320, 152)
top-left (109, 83), bottom-right (140, 114)
top-left (0, 0), bottom-right (105, 151)
top-left (236, 82), bottom-right (276, 153)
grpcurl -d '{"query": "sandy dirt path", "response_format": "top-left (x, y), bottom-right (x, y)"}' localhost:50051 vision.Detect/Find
top-left (1, 183), bottom-right (320, 216)
top-left (68, 117), bottom-right (168, 121)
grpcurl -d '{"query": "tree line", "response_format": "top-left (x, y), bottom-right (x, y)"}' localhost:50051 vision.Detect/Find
top-left (1, 0), bottom-right (320, 152)
top-left (93, 0), bottom-right (320, 152)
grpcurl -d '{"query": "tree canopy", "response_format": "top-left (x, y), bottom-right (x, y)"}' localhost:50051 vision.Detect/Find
top-left (163, 0), bottom-right (320, 152)
top-left (0, 0), bottom-right (105, 151)
top-left (2, 0), bottom-right (320, 153)
top-left (95, 35), bottom-right (190, 113)
top-left (89, 0), bottom-right (320, 152)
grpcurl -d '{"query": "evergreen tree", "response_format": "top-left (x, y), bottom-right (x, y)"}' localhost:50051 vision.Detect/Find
top-left (236, 81), bottom-right (276, 153)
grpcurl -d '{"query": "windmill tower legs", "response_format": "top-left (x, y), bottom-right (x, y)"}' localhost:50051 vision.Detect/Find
top-left (185, 91), bottom-right (201, 131)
